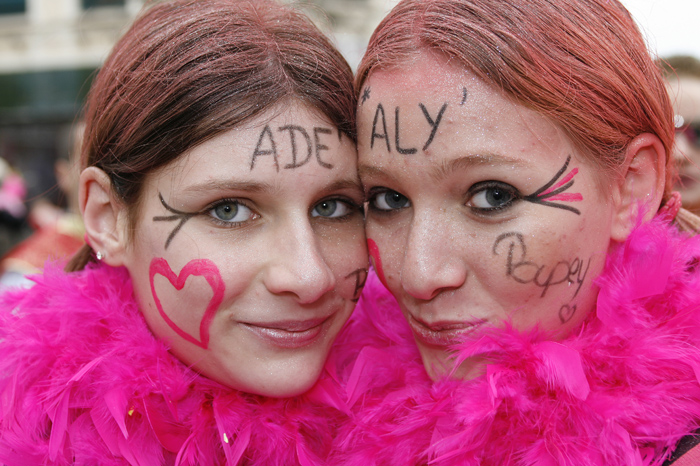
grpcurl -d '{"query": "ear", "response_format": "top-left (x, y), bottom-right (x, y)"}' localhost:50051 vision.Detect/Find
top-left (79, 166), bottom-right (129, 266)
top-left (610, 133), bottom-right (666, 242)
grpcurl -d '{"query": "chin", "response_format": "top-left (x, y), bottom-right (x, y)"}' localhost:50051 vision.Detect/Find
top-left (240, 369), bottom-right (323, 398)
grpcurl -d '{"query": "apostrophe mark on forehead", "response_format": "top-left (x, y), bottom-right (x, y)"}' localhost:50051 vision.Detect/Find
top-left (153, 193), bottom-right (196, 250)
top-left (461, 87), bottom-right (468, 105)
top-left (361, 87), bottom-right (371, 105)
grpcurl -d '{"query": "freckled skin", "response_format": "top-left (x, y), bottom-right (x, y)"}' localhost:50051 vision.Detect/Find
top-left (358, 52), bottom-right (617, 380)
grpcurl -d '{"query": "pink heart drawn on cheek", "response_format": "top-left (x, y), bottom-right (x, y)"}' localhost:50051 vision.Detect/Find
top-left (367, 238), bottom-right (388, 288)
top-left (149, 257), bottom-right (225, 349)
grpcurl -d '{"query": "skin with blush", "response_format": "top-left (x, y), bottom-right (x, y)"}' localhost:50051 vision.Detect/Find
top-left (358, 51), bottom-right (632, 380)
top-left (95, 102), bottom-right (367, 397)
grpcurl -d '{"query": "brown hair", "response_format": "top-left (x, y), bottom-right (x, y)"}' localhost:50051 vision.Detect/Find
top-left (357, 0), bottom-right (675, 196)
top-left (69, 0), bottom-right (355, 271)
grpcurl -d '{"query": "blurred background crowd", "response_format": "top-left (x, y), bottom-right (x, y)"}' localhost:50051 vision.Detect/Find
top-left (0, 0), bottom-right (697, 287)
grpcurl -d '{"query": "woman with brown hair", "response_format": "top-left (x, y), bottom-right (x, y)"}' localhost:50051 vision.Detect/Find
top-left (0, 0), bottom-right (366, 463)
top-left (335, 0), bottom-right (700, 464)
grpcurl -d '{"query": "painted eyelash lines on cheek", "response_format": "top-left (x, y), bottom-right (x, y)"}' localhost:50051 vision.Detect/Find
top-left (523, 155), bottom-right (583, 215)
top-left (153, 193), bottom-right (195, 249)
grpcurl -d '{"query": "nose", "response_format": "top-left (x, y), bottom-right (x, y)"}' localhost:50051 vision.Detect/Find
top-left (263, 218), bottom-right (336, 303)
top-left (400, 213), bottom-right (467, 301)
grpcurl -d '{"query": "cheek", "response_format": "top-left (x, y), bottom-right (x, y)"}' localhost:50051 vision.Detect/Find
top-left (318, 220), bottom-right (369, 301)
top-left (148, 257), bottom-right (225, 350)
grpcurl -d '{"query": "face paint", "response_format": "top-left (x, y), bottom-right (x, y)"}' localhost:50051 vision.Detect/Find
top-left (153, 193), bottom-right (195, 249)
top-left (149, 257), bottom-right (225, 349)
top-left (346, 268), bottom-right (369, 302)
top-left (523, 155), bottom-right (583, 214)
top-left (358, 51), bottom-right (616, 380)
top-left (121, 103), bottom-right (367, 396)
top-left (367, 238), bottom-right (387, 287)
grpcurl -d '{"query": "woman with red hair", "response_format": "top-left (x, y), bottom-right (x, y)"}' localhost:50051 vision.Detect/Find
top-left (0, 0), bottom-right (367, 463)
top-left (335, 0), bottom-right (700, 464)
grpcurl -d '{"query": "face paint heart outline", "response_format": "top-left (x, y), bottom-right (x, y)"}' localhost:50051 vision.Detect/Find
top-left (367, 238), bottom-right (388, 288)
top-left (149, 257), bottom-right (225, 349)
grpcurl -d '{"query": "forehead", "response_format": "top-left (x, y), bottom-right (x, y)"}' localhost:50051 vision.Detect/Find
top-left (153, 102), bottom-right (357, 188)
top-left (357, 52), bottom-right (572, 168)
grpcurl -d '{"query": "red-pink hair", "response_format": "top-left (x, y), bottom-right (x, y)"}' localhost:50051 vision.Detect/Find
top-left (69, 0), bottom-right (355, 270)
top-left (357, 0), bottom-right (675, 195)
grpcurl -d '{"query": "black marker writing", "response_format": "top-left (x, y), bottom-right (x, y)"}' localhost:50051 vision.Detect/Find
top-left (251, 125), bottom-right (279, 172)
top-left (346, 268), bottom-right (368, 302)
top-left (559, 304), bottom-right (577, 324)
top-left (492, 232), bottom-right (591, 298)
top-left (523, 155), bottom-right (582, 215)
top-left (371, 103), bottom-right (391, 152)
top-left (314, 127), bottom-right (333, 169)
top-left (419, 103), bottom-right (447, 151)
top-left (153, 193), bottom-right (195, 249)
top-left (281, 125), bottom-right (312, 169)
top-left (395, 107), bottom-right (417, 155)
top-left (250, 124), bottom-right (335, 171)
top-left (361, 87), bottom-right (371, 105)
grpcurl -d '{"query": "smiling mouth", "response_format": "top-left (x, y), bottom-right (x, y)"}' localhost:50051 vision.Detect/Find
top-left (242, 316), bottom-right (331, 349)
top-left (408, 314), bottom-right (486, 347)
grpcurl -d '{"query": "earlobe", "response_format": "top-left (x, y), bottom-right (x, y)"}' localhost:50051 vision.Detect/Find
top-left (610, 133), bottom-right (666, 242)
top-left (79, 167), bottom-right (128, 266)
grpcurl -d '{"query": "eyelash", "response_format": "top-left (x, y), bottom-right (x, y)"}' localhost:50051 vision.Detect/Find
top-left (313, 197), bottom-right (363, 221)
top-left (466, 181), bottom-right (521, 214)
top-left (202, 198), bottom-right (258, 228)
top-left (366, 187), bottom-right (410, 215)
top-left (365, 181), bottom-right (521, 217)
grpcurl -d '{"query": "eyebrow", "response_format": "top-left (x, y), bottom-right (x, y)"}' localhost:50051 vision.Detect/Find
top-left (181, 177), bottom-right (363, 197)
top-left (429, 154), bottom-right (527, 183)
top-left (181, 179), bottom-right (279, 195)
top-left (359, 154), bottom-right (527, 184)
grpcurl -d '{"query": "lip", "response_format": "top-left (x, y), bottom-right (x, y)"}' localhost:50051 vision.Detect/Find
top-left (241, 316), bottom-right (332, 349)
top-left (407, 314), bottom-right (486, 347)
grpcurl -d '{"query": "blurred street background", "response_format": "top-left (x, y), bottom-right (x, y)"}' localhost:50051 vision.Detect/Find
top-left (0, 0), bottom-right (696, 260)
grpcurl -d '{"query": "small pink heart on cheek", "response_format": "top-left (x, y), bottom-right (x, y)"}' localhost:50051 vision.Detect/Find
top-left (149, 258), bottom-right (225, 349)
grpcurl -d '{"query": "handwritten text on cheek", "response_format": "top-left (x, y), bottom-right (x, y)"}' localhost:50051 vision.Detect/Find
top-left (493, 232), bottom-right (591, 324)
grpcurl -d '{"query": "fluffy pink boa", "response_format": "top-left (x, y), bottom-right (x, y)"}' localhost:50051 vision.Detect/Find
top-left (332, 218), bottom-right (700, 466)
top-left (0, 263), bottom-right (350, 465)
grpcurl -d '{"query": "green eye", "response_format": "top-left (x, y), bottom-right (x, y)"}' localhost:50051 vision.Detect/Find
top-left (371, 190), bottom-right (410, 211)
top-left (209, 201), bottom-right (255, 224)
top-left (213, 202), bottom-right (238, 221)
top-left (468, 181), bottom-right (519, 212)
top-left (312, 199), bottom-right (353, 218)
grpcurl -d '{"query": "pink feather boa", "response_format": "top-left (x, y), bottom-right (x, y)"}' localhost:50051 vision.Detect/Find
top-left (332, 218), bottom-right (700, 466)
top-left (0, 263), bottom-right (350, 465)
